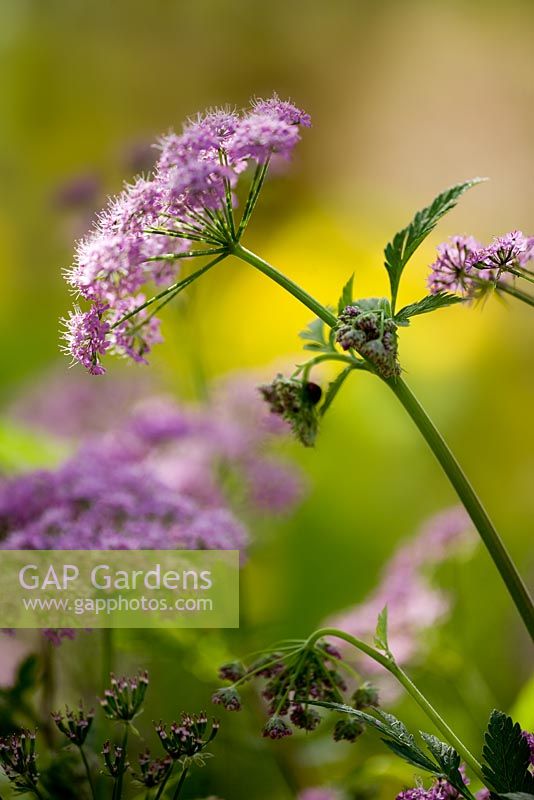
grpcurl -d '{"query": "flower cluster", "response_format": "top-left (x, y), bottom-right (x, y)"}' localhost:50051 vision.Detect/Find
top-left (133, 750), bottom-right (172, 788)
top-left (397, 767), bottom-right (473, 800)
top-left (100, 671), bottom-right (149, 721)
top-left (52, 702), bottom-right (95, 746)
top-left (329, 507), bottom-right (475, 687)
top-left (1, 668), bottom-right (221, 798)
top-left (259, 374), bottom-right (322, 446)
top-left (213, 639), bottom-right (378, 741)
top-left (523, 729), bottom-right (534, 765)
top-left (154, 713), bottom-right (219, 762)
top-left (336, 301), bottom-right (400, 379)
top-left (62, 95), bottom-right (310, 373)
top-left (0, 730), bottom-right (39, 793)
top-left (467, 230), bottom-right (528, 273)
top-left (428, 231), bottom-right (534, 299)
top-left (0, 373), bottom-right (303, 561)
top-left (102, 740), bottom-right (128, 778)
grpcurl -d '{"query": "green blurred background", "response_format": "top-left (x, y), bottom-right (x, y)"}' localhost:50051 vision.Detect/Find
top-left (0, 1), bottom-right (533, 797)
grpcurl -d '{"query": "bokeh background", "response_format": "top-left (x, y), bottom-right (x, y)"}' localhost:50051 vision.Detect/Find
top-left (1, 1), bottom-right (533, 798)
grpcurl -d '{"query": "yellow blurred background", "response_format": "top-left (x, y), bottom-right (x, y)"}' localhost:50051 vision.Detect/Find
top-left (0, 1), bottom-right (533, 798)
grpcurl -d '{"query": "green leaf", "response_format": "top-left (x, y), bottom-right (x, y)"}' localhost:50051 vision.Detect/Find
top-left (394, 292), bottom-right (464, 326)
top-left (307, 701), bottom-right (439, 774)
top-left (421, 733), bottom-right (474, 800)
top-left (319, 366), bottom-right (354, 418)
top-left (374, 606), bottom-right (389, 652)
top-left (384, 178), bottom-right (486, 312)
top-left (337, 273), bottom-right (355, 314)
top-left (481, 710), bottom-right (534, 794)
top-left (501, 794), bottom-right (534, 800)
top-left (299, 317), bottom-right (332, 352)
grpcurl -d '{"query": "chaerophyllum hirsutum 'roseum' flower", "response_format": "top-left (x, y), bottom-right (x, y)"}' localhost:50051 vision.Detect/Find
top-left (62, 94), bottom-right (310, 374)
top-left (428, 230), bottom-right (534, 300)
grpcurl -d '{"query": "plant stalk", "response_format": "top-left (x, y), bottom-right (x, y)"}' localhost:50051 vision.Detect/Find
top-left (154, 762), bottom-right (175, 800)
top-left (385, 376), bottom-right (534, 639)
top-left (497, 280), bottom-right (534, 307)
top-left (114, 725), bottom-right (129, 800)
top-left (79, 745), bottom-right (97, 800)
top-left (171, 766), bottom-right (189, 799)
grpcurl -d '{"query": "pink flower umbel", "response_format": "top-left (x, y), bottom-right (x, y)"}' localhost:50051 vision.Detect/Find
top-left (62, 95), bottom-right (310, 374)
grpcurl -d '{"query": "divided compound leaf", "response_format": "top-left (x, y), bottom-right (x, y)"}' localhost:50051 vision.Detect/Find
top-left (384, 178), bottom-right (485, 311)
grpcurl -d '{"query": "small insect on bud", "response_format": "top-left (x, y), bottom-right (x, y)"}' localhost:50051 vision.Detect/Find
top-left (303, 381), bottom-right (322, 406)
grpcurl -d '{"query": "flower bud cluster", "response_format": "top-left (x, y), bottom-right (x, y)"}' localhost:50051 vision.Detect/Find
top-left (100, 671), bottom-right (149, 721)
top-left (213, 640), bottom-right (378, 743)
top-left (336, 303), bottom-right (400, 379)
top-left (259, 374), bottom-right (322, 446)
top-left (52, 702), bottom-right (95, 746)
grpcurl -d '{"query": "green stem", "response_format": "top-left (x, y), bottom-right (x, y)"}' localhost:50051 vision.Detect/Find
top-left (114, 725), bottom-right (129, 800)
top-left (385, 376), bottom-right (534, 639)
top-left (79, 745), bottom-right (97, 800)
top-left (308, 628), bottom-right (485, 784)
top-left (171, 767), bottom-right (189, 799)
top-left (507, 267), bottom-right (534, 285)
top-left (497, 280), bottom-right (534, 307)
top-left (111, 254), bottom-right (227, 330)
top-left (232, 243), bottom-right (336, 326)
top-left (39, 639), bottom-right (55, 747)
top-left (233, 243), bottom-right (534, 639)
top-left (101, 628), bottom-right (114, 690)
top-left (154, 762), bottom-right (175, 800)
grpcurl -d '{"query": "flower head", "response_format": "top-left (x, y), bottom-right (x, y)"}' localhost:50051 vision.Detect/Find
top-left (396, 769), bottom-right (470, 800)
top-left (214, 638), bottom-right (349, 740)
top-left (61, 304), bottom-right (110, 375)
top-left (0, 730), bottom-right (39, 792)
top-left (154, 713), bottom-right (219, 760)
top-left (228, 112), bottom-right (301, 163)
top-left (468, 230), bottom-right (527, 274)
top-left (333, 716), bottom-right (366, 742)
top-left (217, 661), bottom-right (246, 682)
top-left (211, 687), bottom-right (242, 712)
top-left (100, 671), bottom-right (149, 721)
top-left (52, 702), bottom-right (95, 746)
top-left (259, 375), bottom-right (321, 446)
top-left (428, 236), bottom-right (483, 297)
top-left (352, 681), bottom-right (380, 710)
top-left (63, 95), bottom-right (310, 373)
top-left (522, 729), bottom-right (534, 765)
top-left (252, 94), bottom-right (311, 127)
top-left (336, 301), bottom-right (400, 378)
top-left (133, 750), bottom-right (172, 788)
top-left (262, 715), bottom-right (293, 740)
top-left (102, 740), bottom-right (128, 778)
